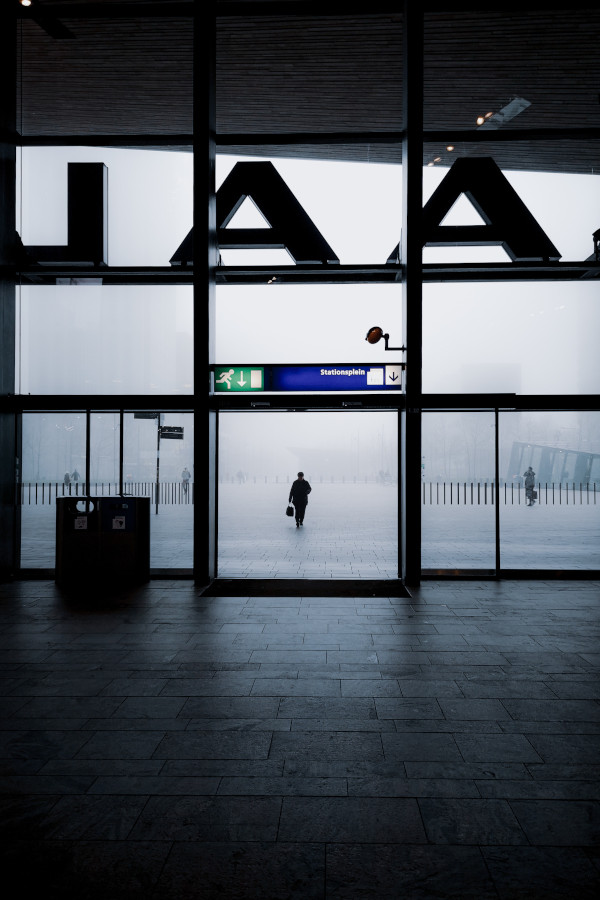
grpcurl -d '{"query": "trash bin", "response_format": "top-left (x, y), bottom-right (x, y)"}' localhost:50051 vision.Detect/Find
top-left (56, 496), bottom-right (150, 587)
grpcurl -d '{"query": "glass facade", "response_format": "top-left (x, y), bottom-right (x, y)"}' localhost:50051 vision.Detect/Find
top-left (423, 282), bottom-right (600, 396)
top-left (218, 411), bottom-right (398, 579)
top-left (18, 146), bottom-right (193, 266)
top-left (20, 411), bottom-right (194, 571)
top-left (17, 285), bottom-right (193, 395)
top-left (499, 411), bottom-right (600, 571)
top-left (2, 4), bottom-right (598, 582)
top-left (421, 412), bottom-right (496, 572)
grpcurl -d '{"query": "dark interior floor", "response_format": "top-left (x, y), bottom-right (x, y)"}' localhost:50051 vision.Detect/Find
top-left (0, 578), bottom-right (599, 899)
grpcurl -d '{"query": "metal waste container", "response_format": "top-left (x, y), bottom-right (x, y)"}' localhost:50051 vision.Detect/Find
top-left (56, 496), bottom-right (150, 586)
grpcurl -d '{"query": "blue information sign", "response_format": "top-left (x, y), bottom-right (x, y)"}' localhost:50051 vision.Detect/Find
top-left (271, 364), bottom-right (403, 392)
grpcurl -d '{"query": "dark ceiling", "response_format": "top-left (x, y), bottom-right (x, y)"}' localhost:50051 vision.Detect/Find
top-left (14, 1), bottom-right (600, 173)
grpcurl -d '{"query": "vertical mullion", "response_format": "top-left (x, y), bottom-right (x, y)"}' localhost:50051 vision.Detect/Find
top-left (495, 408), bottom-right (501, 574)
top-left (401, 1), bottom-right (424, 586)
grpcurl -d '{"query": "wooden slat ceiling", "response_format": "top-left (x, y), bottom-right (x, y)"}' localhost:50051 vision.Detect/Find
top-left (15, 1), bottom-right (600, 174)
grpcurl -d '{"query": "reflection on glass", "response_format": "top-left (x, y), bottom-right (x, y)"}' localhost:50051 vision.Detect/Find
top-left (499, 411), bottom-right (600, 570)
top-left (17, 285), bottom-right (193, 395)
top-left (421, 412), bottom-right (496, 572)
top-left (123, 413), bottom-right (194, 570)
top-left (218, 411), bottom-right (398, 579)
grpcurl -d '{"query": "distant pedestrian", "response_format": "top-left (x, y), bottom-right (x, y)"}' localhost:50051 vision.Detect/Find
top-left (288, 471), bottom-right (312, 527)
top-left (523, 466), bottom-right (536, 506)
top-left (71, 468), bottom-right (81, 494)
top-left (181, 466), bottom-right (191, 497)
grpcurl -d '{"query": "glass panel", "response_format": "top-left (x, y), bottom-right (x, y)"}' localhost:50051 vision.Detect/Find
top-left (218, 411), bottom-right (398, 579)
top-left (216, 17), bottom-right (402, 141)
top-left (17, 147), bottom-right (193, 267)
top-left (217, 155), bottom-right (403, 266)
top-left (16, 284), bottom-right (193, 395)
top-left (19, 411), bottom-right (194, 571)
top-left (424, 10), bottom-right (598, 133)
top-left (123, 412), bottom-right (193, 570)
top-left (423, 140), bottom-right (600, 180)
top-left (421, 158), bottom-right (600, 263)
top-left (90, 412), bottom-right (120, 489)
top-left (499, 411), bottom-right (600, 570)
top-left (421, 412), bottom-right (496, 572)
top-left (18, 14), bottom-right (192, 136)
top-left (423, 282), bottom-right (600, 395)
top-left (215, 283), bottom-right (403, 369)
top-left (20, 412), bottom-right (86, 568)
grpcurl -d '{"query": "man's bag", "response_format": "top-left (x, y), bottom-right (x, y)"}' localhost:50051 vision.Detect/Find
top-left (532, 490), bottom-right (538, 499)
top-left (286, 505), bottom-right (294, 517)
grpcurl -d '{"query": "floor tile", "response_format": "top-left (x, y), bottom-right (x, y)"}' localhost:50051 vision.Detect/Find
top-left (0, 577), bottom-right (598, 897)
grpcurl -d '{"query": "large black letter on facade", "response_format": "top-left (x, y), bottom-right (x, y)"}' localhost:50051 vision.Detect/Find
top-left (421, 157), bottom-right (561, 261)
top-left (171, 161), bottom-right (339, 266)
top-left (217, 161), bottom-right (339, 264)
top-left (25, 163), bottom-right (108, 266)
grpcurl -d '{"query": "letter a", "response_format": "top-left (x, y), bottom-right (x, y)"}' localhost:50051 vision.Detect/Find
top-left (422, 157), bottom-right (560, 261)
top-left (216, 161), bottom-right (339, 264)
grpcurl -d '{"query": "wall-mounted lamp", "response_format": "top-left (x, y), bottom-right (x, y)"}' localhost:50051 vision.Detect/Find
top-left (365, 326), bottom-right (406, 354)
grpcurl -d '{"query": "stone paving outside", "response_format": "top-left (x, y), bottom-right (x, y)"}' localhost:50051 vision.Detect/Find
top-left (19, 482), bottom-right (600, 576)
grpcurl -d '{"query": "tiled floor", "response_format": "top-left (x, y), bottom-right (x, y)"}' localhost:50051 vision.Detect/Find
top-left (0, 578), bottom-right (599, 898)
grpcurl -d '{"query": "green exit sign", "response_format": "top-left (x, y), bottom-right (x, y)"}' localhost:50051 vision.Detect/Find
top-left (214, 367), bottom-right (264, 392)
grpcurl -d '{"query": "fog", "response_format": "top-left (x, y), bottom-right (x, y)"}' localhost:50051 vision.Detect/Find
top-left (218, 411), bottom-right (398, 485)
top-left (20, 408), bottom-right (600, 491)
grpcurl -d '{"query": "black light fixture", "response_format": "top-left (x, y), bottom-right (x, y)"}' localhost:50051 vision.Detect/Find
top-left (365, 327), bottom-right (405, 353)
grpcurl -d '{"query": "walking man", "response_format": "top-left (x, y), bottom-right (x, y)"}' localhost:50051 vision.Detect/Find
top-left (289, 471), bottom-right (312, 527)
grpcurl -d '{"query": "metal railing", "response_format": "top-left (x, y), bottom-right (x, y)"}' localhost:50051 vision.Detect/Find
top-left (17, 479), bottom-right (597, 506)
top-left (421, 481), bottom-right (598, 505)
top-left (18, 481), bottom-right (194, 505)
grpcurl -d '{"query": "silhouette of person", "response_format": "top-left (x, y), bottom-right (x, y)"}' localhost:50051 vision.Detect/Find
top-left (523, 466), bottom-right (536, 506)
top-left (181, 466), bottom-right (191, 496)
top-left (289, 471), bottom-right (312, 527)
